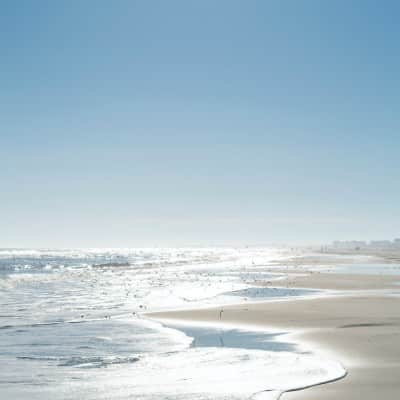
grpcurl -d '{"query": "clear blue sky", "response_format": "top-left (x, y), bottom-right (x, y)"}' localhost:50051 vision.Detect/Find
top-left (1, 1), bottom-right (399, 247)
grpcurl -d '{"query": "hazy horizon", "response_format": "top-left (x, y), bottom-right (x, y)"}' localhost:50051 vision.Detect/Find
top-left (2, 1), bottom-right (400, 247)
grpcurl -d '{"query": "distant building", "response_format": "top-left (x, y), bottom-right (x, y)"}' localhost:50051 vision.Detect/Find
top-left (332, 240), bottom-right (367, 250)
top-left (331, 239), bottom-right (400, 251)
top-left (370, 240), bottom-right (392, 249)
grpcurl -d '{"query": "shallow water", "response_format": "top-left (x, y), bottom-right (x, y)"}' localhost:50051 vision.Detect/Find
top-left (323, 263), bottom-right (400, 275)
top-left (222, 286), bottom-right (318, 299)
top-left (311, 262), bottom-right (400, 276)
top-left (0, 248), bottom-right (344, 399)
top-left (166, 323), bottom-right (296, 352)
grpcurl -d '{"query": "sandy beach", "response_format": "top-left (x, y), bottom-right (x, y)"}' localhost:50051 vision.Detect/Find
top-left (148, 262), bottom-right (400, 399)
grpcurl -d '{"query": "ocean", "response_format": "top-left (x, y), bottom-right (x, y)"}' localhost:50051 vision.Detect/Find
top-left (0, 248), bottom-right (344, 399)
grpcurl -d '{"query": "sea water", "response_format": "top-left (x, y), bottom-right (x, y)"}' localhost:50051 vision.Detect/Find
top-left (0, 248), bottom-right (345, 399)
top-left (322, 262), bottom-right (400, 275)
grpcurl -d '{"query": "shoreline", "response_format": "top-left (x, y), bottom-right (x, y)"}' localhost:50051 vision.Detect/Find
top-left (147, 269), bottom-right (400, 399)
top-left (146, 311), bottom-right (348, 400)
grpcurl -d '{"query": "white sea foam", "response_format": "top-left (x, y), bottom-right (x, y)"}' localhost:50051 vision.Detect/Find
top-left (50, 343), bottom-right (345, 400)
top-left (134, 348), bottom-right (344, 398)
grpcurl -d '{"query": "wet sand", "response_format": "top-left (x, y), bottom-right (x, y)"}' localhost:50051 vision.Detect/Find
top-left (265, 270), bottom-right (398, 290)
top-left (148, 270), bottom-right (400, 399)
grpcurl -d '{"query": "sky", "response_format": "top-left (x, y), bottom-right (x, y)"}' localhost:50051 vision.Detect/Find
top-left (1, 0), bottom-right (400, 247)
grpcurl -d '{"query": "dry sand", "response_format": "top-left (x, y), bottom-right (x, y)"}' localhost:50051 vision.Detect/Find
top-left (148, 269), bottom-right (400, 399)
